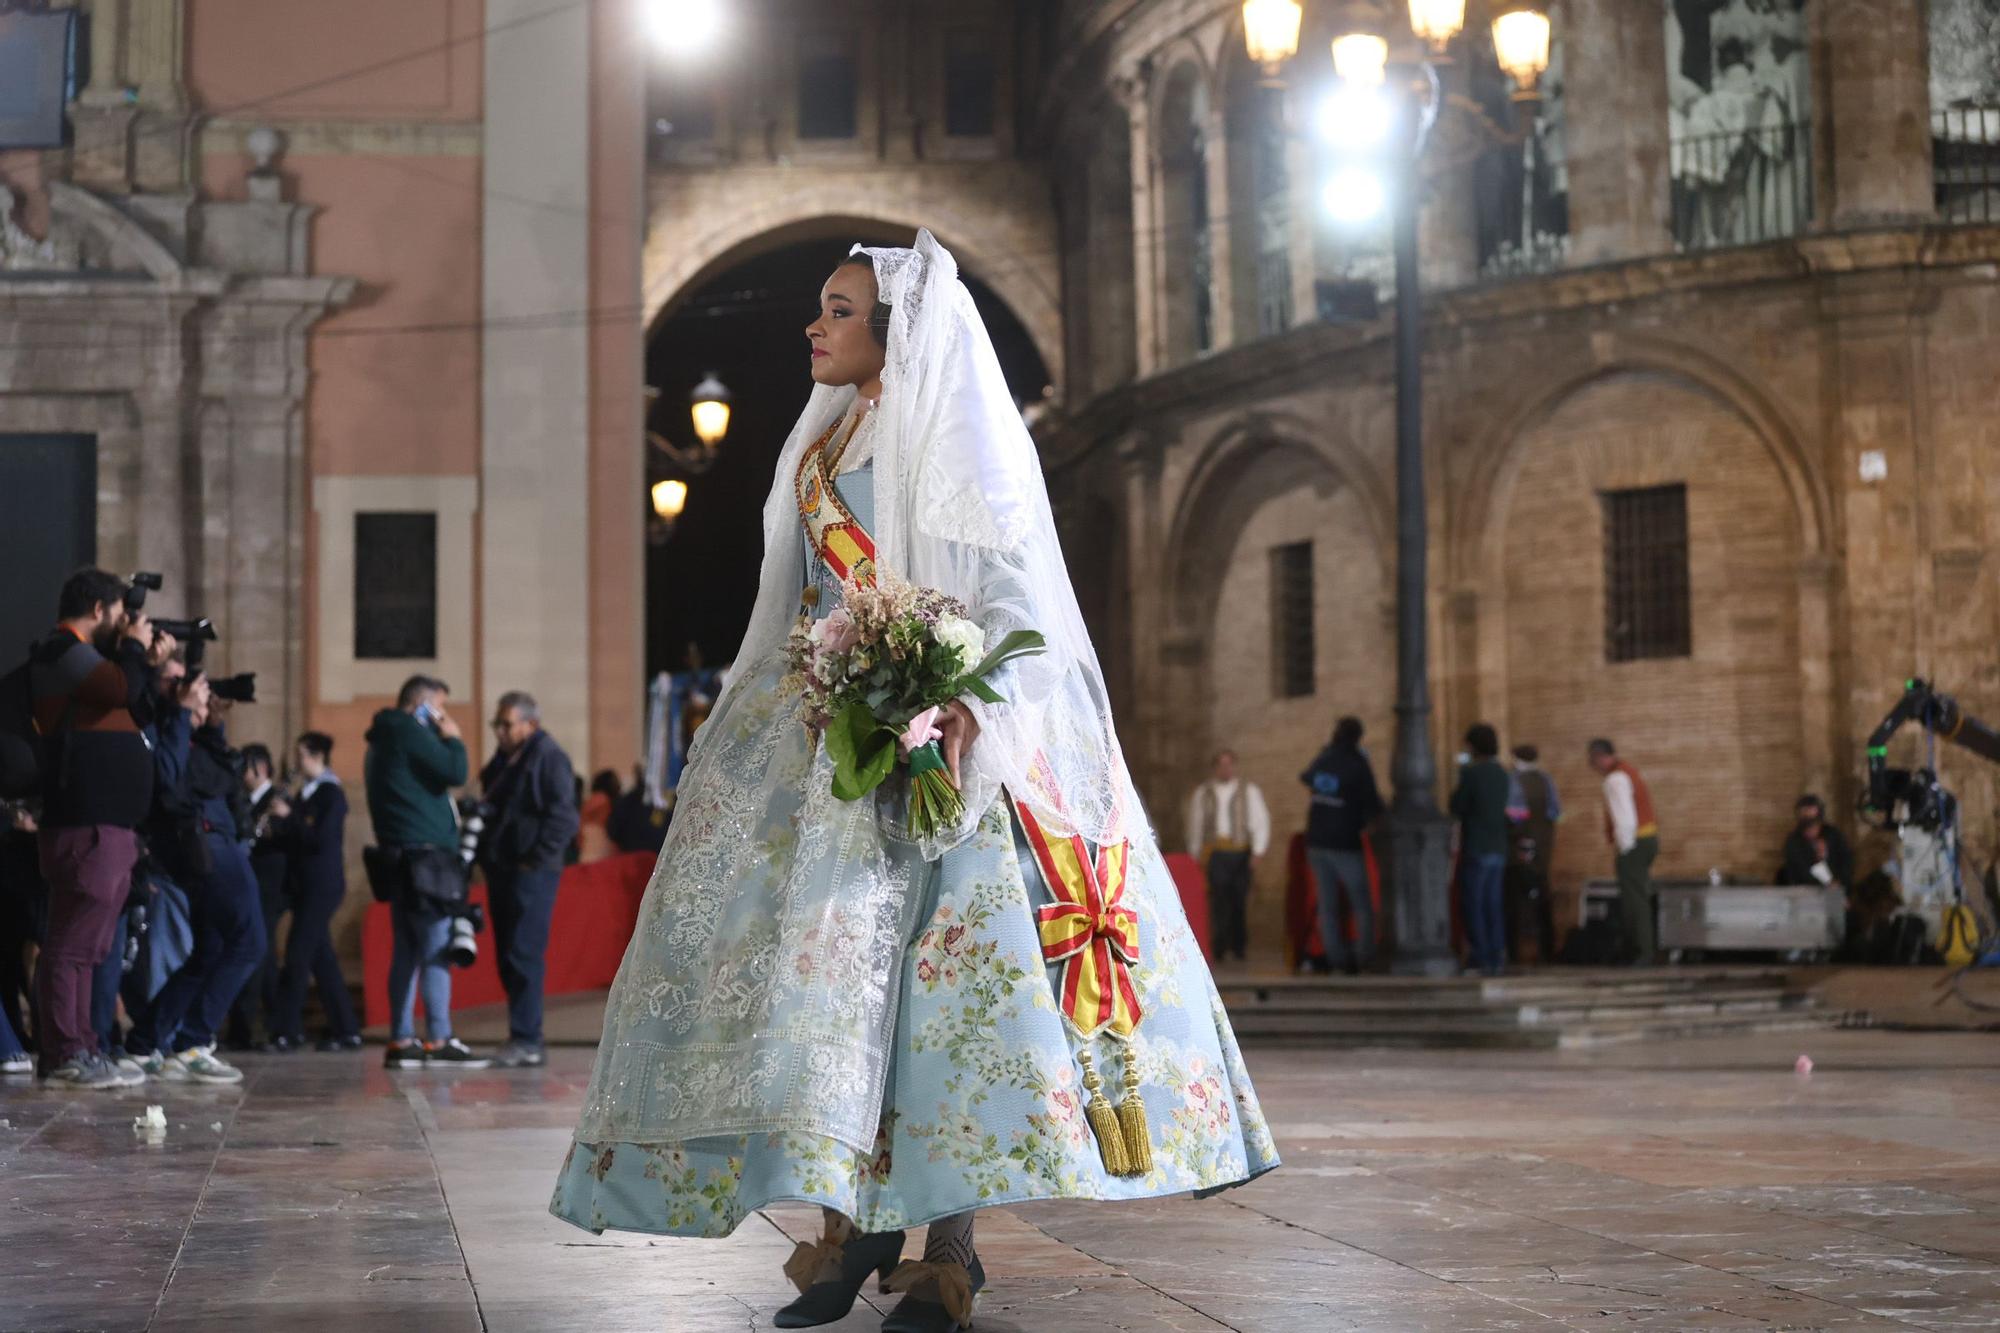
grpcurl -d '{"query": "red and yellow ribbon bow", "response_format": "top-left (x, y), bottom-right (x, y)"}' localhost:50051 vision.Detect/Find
top-left (1017, 802), bottom-right (1142, 1040)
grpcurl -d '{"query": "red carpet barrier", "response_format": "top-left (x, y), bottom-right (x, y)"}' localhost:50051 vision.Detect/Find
top-left (362, 851), bottom-right (656, 1028)
top-left (1165, 852), bottom-right (1210, 960)
top-left (1283, 833), bottom-right (1384, 969)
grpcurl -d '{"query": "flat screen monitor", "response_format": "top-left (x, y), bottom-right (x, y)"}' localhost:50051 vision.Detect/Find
top-left (0, 11), bottom-right (78, 151)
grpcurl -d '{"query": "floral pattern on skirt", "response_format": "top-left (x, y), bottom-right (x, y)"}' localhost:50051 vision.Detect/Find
top-left (550, 802), bottom-right (1279, 1237)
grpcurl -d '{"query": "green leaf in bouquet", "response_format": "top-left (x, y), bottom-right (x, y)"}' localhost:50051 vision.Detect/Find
top-left (964, 629), bottom-right (1048, 681)
top-left (961, 676), bottom-right (1005, 705)
top-left (825, 701), bottom-right (898, 800)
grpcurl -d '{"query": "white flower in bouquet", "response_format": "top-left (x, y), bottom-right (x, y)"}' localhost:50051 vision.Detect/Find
top-left (934, 615), bottom-right (986, 674)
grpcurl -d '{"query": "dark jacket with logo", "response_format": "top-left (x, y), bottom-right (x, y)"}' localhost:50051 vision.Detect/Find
top-left (477, 729), bottom-right (580, 875)
top-left (1299, 743), bottom-right (1383, 851)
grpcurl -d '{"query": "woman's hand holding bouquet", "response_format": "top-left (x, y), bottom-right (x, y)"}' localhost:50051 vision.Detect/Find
top-left (786, 573), bottom-right (1045, 839)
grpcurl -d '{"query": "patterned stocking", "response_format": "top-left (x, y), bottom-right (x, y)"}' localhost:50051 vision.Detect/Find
top-left (913, 1211), bottom-right (976, 1292)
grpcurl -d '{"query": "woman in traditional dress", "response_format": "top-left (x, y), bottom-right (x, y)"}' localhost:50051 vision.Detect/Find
top-left (551, 231), bottom-right (1278, 1332)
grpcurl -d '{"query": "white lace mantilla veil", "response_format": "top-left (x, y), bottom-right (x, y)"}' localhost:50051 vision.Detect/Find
top-left (729, 228), bottom-right (1136, 851)
top-left (576, 230), bottom-right (1151, 1154)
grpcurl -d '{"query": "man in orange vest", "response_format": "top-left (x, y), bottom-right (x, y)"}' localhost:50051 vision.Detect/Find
top-left (1588, 738), bottom-right (1659, 965)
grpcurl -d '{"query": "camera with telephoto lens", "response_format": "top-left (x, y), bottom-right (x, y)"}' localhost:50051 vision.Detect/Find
top-left (456, 797), bottom-right (495, 868)
top-left (151, 616), bottom-right (218, 666)
top-left (445, 900), bottom-right (487, 969)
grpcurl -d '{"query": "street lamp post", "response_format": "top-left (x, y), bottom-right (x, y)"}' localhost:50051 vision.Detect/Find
top-left (1243, 1), bottom-right (1550, 974)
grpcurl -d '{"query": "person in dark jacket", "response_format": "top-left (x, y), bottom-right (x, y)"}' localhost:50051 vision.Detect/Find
top-left (478, 691), bottom-right (580, 1068)
top-left (223, 743), bottom-right (290, 1050)
top-left (134, 686), bottom-right (263, 1083)
top-left (365, 675), bottom-right (487, 1069)
top-left (28, 569), bottom-right (168, 1089)
top-left (272, 731), bottom-right (360, 1050)
top-left (1298, 716), bottom-right (1384, 975)
top-left (1449, 723), bottom-right (1513, 977)
top-left (1777, 794), bottom-right (1854, 892)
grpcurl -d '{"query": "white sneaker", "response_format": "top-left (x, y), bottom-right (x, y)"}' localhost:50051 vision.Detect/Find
top-left (108, 1054), bottom-right (147, 1087)
top-left (140, 1050), bottom-right (192, 1082)
top-left (1, 1054), bottom-right (31, 1075)
top-left (43, 1054), bottom-right (121, 1090)
top-left (175, 1046), bottom-right (244, 1085)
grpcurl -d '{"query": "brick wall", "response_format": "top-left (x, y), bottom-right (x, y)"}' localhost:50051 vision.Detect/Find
top-left (1205, 481), bottom-right (1392, 953)
top-left (1498, 372), bottom-right (1805, 919)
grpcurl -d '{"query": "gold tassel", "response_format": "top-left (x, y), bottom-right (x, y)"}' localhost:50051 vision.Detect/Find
top-left (1115, 1053), bottom-right (1153, 1176)
top-left (1079, 1052), bottom-right (1130, 1177)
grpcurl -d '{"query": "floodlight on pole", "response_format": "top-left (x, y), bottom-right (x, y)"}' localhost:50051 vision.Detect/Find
top-left (644, 0), bottom-right (725, 56)
top-left (1331, 32), bottom-right (1389, 86)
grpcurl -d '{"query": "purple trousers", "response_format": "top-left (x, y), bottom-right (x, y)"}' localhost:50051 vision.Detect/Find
top-left (36, 826), bottom-right (140, 1069)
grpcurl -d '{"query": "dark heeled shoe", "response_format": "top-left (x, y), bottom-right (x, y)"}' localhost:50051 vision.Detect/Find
top-left (880, 1253), bottom-right (985, 1332)
top-left (772, 1227), bottom-right (906, 1329)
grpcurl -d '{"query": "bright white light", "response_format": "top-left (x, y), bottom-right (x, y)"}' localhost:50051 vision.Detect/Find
top-left (644, 0), bottom-right (725, 55)
top-left (1330, 32), bottom-right (1389, 86)
top-left (1316, 84), bottom-right (1393, 151)
top-left (1323, 168), bottom-right (1387, 223)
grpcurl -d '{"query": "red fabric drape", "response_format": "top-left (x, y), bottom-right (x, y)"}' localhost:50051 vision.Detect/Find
top-left (361, 851), bottom-right (655, 1028)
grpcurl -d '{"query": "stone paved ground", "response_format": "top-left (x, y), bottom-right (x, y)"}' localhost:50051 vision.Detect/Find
top-left (5, 1002), bottom-right (2000, 1331)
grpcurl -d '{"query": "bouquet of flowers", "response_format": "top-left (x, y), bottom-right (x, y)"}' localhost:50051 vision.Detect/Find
top-left (786, 573), bottom-right (1046, 839)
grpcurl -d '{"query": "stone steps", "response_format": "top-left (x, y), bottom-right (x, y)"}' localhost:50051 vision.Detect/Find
top-left (1217, 967), bottom-right (1857, 1048)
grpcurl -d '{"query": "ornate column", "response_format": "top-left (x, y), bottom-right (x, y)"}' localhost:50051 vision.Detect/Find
top-left (1559, 0), bottom-right (1671, 263)
top-left (1119, 71), bottom-right (1163, 378)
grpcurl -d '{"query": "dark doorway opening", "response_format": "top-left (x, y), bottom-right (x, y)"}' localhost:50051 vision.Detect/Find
top-left (0, 434), bottom-right (96, 662)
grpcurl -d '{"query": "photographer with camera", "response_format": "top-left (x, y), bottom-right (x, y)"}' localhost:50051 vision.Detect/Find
top-left (477, 692), bottom-right (579, 1070)
top-left (271, 731), bottom-right (360, 1051)
top-left (132, 668), bottom-right (263, 1084)
top-left (21, 570), bottom-right (170, 1089)
top-left (365, 676), bottom-right (489, 1069)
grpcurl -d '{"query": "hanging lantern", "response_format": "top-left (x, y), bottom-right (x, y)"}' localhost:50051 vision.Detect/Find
top-left (1331, 32), bottom-right (1389, 86)
top-left (1242, 0), bottom-right (1305, 72)
top-left (1406, 0), bottom-right (1468, 50)
top-left (689, 372), bottom-right (732, 449)
top-left (1490, 3), bottom-right (1552, 97)
top-left (651, 479), bottom-right (689, 523)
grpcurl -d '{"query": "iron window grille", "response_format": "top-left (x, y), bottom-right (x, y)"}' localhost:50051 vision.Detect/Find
top-left (1270, 541), bottom-right (1316, 698)
top-left (1602, 484), bottom-right (1691, 664)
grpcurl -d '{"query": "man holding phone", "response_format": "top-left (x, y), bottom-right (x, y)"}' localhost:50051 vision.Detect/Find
top-left (364, 676), bottom-right (489, 1070)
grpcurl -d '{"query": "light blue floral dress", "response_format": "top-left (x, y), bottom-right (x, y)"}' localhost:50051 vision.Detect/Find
top-left (551, 463), bottom-right (1278, 1238)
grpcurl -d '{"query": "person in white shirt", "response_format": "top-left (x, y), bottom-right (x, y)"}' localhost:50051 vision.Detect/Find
top-left (1185, 750), bottom-right (1271, 963)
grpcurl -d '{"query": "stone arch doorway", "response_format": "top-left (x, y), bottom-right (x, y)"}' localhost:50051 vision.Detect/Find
top-left (1153, 419), bottom-right (1393, 951)
top-left (1476, 367), bottom-right (1815, 914)
top-left (644, 210), bottom-right (1063, 400)
top-left (643, 230), bottom-right (1051, 681)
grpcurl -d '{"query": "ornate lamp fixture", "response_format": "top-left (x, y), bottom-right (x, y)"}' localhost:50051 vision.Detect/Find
top-left (1241, 0), bottom-right (1305, 76)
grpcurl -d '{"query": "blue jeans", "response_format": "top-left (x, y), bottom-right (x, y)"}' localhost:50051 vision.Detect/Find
top-left (139, 836), bottom-right (267, 1053)
top-left (1461, 852), bottom-right (1508, 974)
top-left (389, 906), bottom-right (455, 1043)
top-left (487, 863), bottom-right (561, 1045)
top-left (0, 1001), bottom-right (23, 1060)
top-left (1306, 847), bottom-right (1372, 970)
top-left (91, 910), bottom-right (128, 1052)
